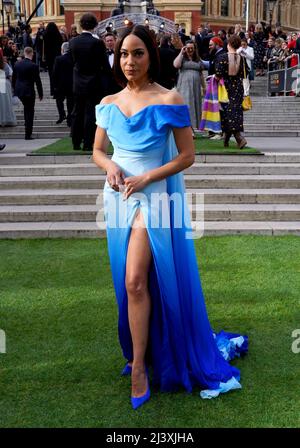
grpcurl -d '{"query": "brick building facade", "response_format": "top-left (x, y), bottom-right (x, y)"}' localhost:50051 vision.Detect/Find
top-left (8, 0), bottom-right (300, 34)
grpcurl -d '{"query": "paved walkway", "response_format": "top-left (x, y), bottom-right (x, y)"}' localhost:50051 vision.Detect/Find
top-left (247, 137), bottom-right (300, 153)
top-left (0, 139), bottom-right (59, 154)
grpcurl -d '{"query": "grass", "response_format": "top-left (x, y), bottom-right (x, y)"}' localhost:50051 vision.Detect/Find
top-left (0, 236), bottom-right (299, 428)
top-left (32, 136), bottom-right (261, 156)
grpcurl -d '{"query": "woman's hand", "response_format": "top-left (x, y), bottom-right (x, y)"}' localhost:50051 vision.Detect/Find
top-left (122, 174), bottom-right (151, 200)
top-left (106, 162), bottom-right (125, 191)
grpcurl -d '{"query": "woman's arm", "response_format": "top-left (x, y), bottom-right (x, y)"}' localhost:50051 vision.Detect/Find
top-left (93, 97), bottom-right (126, 190)
top-left (173, 48), bottom-right (185, 69)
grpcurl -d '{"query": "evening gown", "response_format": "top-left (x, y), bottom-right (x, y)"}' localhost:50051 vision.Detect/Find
top-left (96, 103), bottom-right (248, 399)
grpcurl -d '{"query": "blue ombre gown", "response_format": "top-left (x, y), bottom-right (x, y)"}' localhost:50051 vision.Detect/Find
top-left (96, 103), bottom-right (248, 399)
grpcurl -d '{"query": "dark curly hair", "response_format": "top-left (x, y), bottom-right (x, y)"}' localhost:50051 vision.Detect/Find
top-left (79, 13), bottom-right (98, 31)
top-left (113, 25), bottom-right (160, 87)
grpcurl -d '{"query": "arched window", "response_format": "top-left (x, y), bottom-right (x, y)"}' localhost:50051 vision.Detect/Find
top-left (221, 0), bottom-right (229, 17)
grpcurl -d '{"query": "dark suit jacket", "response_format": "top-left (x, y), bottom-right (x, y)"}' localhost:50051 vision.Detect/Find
top-left (12, 58), bottom-right (43, 99)
top-left (69, 32), bottom-right (111, 98)
top-left (208, 49), bottom-right (227, 76)
top-left (196, 33), bottom-right (213, 59)
top-left (52, 52), bottom-right (74, 96)
top-left (158, 47), bottom-right (177, 89)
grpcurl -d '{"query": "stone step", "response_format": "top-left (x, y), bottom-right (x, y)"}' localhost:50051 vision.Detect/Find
top-left (251, 97), bottom-right (300, 102)
top-left (1, 203), bottom-right (300, 222)
top-left (1, 131), bottom-right (69, 139)
top-left (2, 128), bottom-right (69, 135)
top-left (244, 116), bottom-right (300, 121)
top-left (6, 153), bottom-right (300, 166)
top-left (0, 220), bottom-right (299, 238)
top-left (8, 115), bottom-right (295, 125)
top-left (2, 162), bottom-right (300, 177)
top-left (14, 104), bottom-right (58, 110)
top-left (248, 107), bottom-right (300, 111)
top-left (1, 125), bottom-right (69, 133)
top-left (244, 124), bottom-right (300, 129)
top-left (0, 153), bottom-right (299, 166)
top-left (4, 129), bottom-right (294, 138)
top-left (1, 174), bottom-right (300, 189)
top-left (244, 130), bottom-right (300, 137)
top-left (14, 119), bottom-right (71, 125)
top-left (0, 188), bottom-right (299, 205)
top-left (10, 117), bottom-right (297, 127)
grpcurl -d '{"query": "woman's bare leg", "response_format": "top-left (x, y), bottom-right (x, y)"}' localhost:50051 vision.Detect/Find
top-left (126, 209), bottom-right (152, 397)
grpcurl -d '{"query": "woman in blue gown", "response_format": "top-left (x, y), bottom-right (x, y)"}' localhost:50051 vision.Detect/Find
top-left (93, 25), bottom-right (248, 410)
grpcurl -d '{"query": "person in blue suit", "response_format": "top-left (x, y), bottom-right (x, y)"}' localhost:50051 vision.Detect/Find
top-left (93, 25), bottom-right (248, 410)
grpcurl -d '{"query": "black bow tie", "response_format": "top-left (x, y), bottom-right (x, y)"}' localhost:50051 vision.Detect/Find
top-left (107, 50), bottom-right (114, 55)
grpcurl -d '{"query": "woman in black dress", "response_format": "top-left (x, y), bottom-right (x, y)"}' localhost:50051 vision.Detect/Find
top-left (215, 35), bottom-right (248, 149)
top-left (253, 23), bottom-right (266, 76)
top-left (43, 22), bottom-right (63, 96)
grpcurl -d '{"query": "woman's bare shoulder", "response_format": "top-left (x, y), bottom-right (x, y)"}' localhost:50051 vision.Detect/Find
top-left (160, 88), bottom-right (185, 106)
top-left (100, 91), bottom-right (125, 105)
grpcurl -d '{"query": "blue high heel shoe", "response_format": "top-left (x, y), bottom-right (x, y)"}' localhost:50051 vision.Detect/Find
top-left (121, 363), bottom-right (132, 376)
top-left (131, 370), bottom-right (150, 410)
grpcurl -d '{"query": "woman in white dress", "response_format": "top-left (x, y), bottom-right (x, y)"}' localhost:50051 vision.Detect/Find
top-left (0, 54), bottom-right (17, 127)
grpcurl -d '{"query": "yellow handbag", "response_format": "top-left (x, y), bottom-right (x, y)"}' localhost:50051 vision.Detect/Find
top-left (242, 95), bottom-right (252, 111)
top-left (242, 58), bottom-right (252, 111)
top-left (218, 79), bottom-right (229, 103)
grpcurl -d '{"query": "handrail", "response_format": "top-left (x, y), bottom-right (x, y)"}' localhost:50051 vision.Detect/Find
top-left (267, 53), bottom-right (300, 96)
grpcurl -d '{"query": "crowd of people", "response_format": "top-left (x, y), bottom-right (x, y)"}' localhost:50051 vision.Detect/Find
top-left (0, 15), bottom-right (299, 147)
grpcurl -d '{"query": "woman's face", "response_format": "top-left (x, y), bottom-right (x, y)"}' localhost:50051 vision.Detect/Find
top-left (186, 43), bottom-right (195, 56)
top-left (120, 34), bottom-right (150, 83)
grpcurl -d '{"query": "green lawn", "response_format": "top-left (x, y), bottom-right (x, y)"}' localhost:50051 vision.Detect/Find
top-left (32, 136), bottom-right (261, 155)
top-left (0, 236), bottom-right (299, 428)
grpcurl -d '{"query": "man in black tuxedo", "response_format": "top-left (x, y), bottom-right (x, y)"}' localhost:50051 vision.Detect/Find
top-left (12, 47), bottom-right (43, 140)
top-left (53, 42), bottom-right (74, 126)
top-left (69, 13), bottom-right (112, 151)
top-left (104, 32), bottom-right (122, 95)
top-left (158, 36), bottom-right (177, 89)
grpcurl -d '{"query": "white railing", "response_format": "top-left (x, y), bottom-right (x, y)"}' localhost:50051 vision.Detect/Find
top-left (94, 13), bottom-right (176, 37)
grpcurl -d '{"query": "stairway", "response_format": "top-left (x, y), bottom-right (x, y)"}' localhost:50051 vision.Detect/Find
top-left (0, 153), bottom-right (300, 238)
top-left (244, 74), bottom-right (300, 137)
top-left (1, 73), bottom-right (70, 139)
